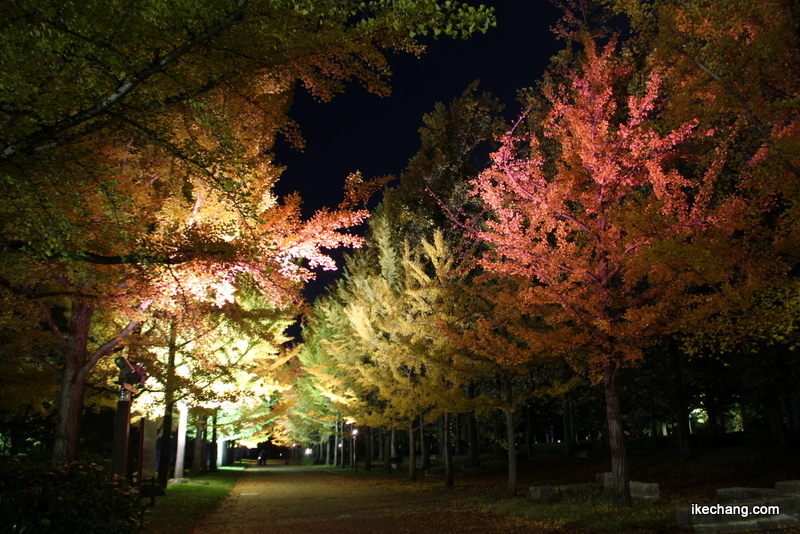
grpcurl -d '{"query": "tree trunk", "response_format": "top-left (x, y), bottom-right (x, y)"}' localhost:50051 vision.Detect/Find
top-left (668, 337), bottom-right (692, 459)
top-left (526, 404), bottom-right (534, 461)
top-left (454, 413), bottom-right (462, 456)
top-left (174, 403), bottom-right (188, 478)
top-left (339, 424), bottom-right (347, 468)
top-left (191, 414), bottom-right (206, 477)
top-left (51, 299), bottom-right (95, 464)
top-left (364, 426), bottom-right (372, 471)
top-left (562, 393), bottom-right (575, 458)
top-left (53, 363), bottom-right (86, 464)
top-left (49, 297), bottom-right (148, 465)
top-left (503, 375), bottom-right (517, 498)
top-left (333, 422), bottom-right (339, 467)
top-left (420, 415), bottom-right (429, 468)
top-left (408, 418), bottom-right (417, 481)
top-left (443, 411), bottom-right (454, 487)
top-left (157, 321), bottom-right (178, 487)
top-left (209, 412), bottom-right (217, 472)
top-left (604, 361), bottom-right (631, 507)
top-left (467, 413), bottom-right (480, 468)
top-left (466, 382), bottom-right (481, 468)
top-left (383, 430), bottom-right (392, 472)
top-left (704, 375), bottom-right (719, 447)
top-left (493, 408), bottom-right (503, 457)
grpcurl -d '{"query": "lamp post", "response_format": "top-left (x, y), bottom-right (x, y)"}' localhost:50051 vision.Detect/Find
top-left (352, 427), bottom-right (358, 474)
top-left (111, 356), bottom-right (147, 477)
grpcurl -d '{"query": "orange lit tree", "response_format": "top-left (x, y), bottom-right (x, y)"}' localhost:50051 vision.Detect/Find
top-left (0, 0), bottom-right (496, 464)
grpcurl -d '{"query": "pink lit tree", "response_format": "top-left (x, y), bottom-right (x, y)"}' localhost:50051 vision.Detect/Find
top-left (470, 38), bottom-right (706, 506)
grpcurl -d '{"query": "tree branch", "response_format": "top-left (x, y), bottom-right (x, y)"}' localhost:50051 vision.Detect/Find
top-left (84, 299), bottom-right (153, 373)
top-left (0, 348), bottom-right (61, 376)
top-left (1, 0), bottom-right (249, 161)
top-left (35, 299), bottom-right (68, 351)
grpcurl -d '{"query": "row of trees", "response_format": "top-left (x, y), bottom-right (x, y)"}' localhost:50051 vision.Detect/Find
top-left (292, 0), bottom-right (800, 507)
top-left (0, 0), bottom-right (496, 471)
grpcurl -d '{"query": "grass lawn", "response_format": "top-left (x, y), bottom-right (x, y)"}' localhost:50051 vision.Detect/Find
top-left (477, 444), bottom-right (800, 532)
top-left (314, 443), bottom-right (800, 532)
top-left (483, 491), bottom-right (677, 532)
top-left (142, 466), bottom-right (243, 534)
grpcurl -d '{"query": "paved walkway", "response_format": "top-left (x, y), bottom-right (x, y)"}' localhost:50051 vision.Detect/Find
top-left (192, 463), bottom-right (552, 534)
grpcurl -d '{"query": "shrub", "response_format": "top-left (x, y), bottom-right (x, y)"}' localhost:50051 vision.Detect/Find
top-left (0, 458), bottom-right (142, 534)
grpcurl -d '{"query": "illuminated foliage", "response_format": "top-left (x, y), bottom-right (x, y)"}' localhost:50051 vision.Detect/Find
top-left (0, 0), bottom-right (496, 463)
top-left (470, 37), bottom-right (704, 506)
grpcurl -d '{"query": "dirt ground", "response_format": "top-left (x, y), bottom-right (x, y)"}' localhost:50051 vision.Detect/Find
top-left (191, 446), bottom-right (800, 534)
top-left (191, 462), bottom-right (562, 534)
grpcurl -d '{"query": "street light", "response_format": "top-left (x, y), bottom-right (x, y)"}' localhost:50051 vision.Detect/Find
top-left (352, 427), bottom-right (358, 474)
top-left (112, 356), bottom-right (147, 477)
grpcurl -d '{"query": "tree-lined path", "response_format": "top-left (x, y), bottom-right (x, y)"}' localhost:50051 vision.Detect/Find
top-left (192, 464), bottom-right (554, 534)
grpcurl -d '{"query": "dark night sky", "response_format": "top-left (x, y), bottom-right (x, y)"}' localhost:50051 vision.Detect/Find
top-left (272, 1), bottom-right (564, 302)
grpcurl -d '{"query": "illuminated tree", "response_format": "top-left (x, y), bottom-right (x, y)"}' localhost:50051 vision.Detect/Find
top-left (0, 0), bottom-right (495, 464)
top-left (606, 0), bottom-right (800, 450)
top-left (470, 38), bottom-right (703, 506)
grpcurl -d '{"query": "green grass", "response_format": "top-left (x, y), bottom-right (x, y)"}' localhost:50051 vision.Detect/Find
top-left (484, 492), bottom-right (676, 532)
top-left (142, 467), bottom-right (243, 534)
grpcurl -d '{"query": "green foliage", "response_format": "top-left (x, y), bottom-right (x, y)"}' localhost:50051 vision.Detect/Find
top-left (0, 459), bottom-right (143, 534)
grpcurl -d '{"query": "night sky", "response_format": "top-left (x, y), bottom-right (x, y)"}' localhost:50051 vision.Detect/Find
top-left (272, 1), bottom-right (564, 302)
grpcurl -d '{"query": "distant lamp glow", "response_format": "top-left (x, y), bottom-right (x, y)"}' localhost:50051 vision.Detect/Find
top-left (305, 448), bottom-right (313, 456)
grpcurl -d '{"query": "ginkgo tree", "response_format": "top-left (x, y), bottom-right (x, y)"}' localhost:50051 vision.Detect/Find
top-left (606, 0), bottom-right (800, 450)
top-left (0, 0), bottom-right (496, 464)
top-left (470, 37), bottom-right (710, 506)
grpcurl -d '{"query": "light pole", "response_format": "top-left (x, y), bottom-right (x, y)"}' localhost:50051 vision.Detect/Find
top-left (352, 427), bottom-right (358, 474)
top-left (111, 356), bottom-right (146, 477)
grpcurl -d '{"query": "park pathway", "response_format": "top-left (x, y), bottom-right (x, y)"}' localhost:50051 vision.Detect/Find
top-left (192, 462), bottom-right (553, 534)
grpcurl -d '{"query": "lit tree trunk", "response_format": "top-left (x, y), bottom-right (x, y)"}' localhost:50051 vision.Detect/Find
top-left (51, 299), bottom-right (95, 464)
top-left (443, 411), bottom-right (454, 487)
top-left (174, 403), bottom-right (188, 478)
top-left (407, 417), bottom-right (417, 482)
top-left (604, 360), bottom-right (631, 507)
top-left (209, 412), bottom-right (217, 472)
top-left (192, 414), bottom-right (207, 475)
top-left (157, 321), bottom-right (178, 487)
top-left (503, 375), bottom-right (517, 498)
top-left (47, 297), bottom-right (150, 465)
top-left (339, 426), bottom-right (346, 468)
top-left (333, 422), bottom-right (339, 467)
